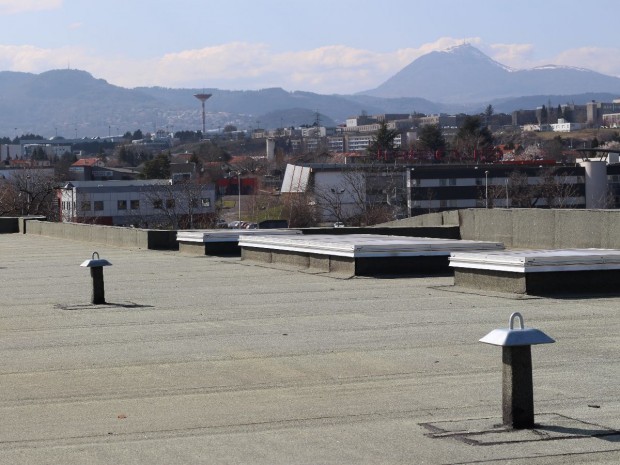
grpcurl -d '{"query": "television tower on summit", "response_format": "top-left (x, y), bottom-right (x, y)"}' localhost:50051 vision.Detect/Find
top-left (193, 92), bottom-right (212, 135)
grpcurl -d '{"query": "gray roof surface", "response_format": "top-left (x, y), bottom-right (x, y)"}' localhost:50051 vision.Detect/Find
top-left (1, 233), bottom-right (619, 464)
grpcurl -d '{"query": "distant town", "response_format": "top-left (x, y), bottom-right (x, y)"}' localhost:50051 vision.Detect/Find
top-left (1, 97), bottom-right (620, 229)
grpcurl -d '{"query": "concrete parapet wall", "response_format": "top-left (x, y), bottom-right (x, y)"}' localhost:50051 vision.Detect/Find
top-left (303, 225), bottom-right (460, 239)
top-left (377, 211), bottom-right (458, 228)
top-left (455, 208), bottom-right (620, 249)
top-left (24, 220), bottom-right (177, 250)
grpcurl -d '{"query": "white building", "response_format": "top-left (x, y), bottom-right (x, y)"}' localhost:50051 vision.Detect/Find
top-left (550, 119), bottom-right (584, 132)
top-left (57, 180), bottom-right (216, 228)
top-left (281, 163), bottom-right (406, 223)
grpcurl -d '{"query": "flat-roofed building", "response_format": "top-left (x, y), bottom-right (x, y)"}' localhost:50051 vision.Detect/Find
top-left (57, 179), bottom-right (216, 228)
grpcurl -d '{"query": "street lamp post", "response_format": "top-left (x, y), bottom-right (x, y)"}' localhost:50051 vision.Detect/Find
top-left (485, 170), bottom-right (489, 208)
top-left (26, 175), bottom-right (31, 214)
top-left (237, 173), bottom-right (241, 225)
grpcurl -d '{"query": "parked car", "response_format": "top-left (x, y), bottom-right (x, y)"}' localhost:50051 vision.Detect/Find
top-left (333, 222), bottom-right (345, 228)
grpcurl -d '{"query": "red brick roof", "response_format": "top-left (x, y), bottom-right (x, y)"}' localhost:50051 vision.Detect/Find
top-left (71, 158), bottom-right (103, 167)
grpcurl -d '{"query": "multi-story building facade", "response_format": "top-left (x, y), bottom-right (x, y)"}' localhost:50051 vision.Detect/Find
top-left (587, 100), bottom-right (620, 126)
top-left (57, 179), bottom-right (216, 228)
top-left (405, 162), bottom-right (615, 216)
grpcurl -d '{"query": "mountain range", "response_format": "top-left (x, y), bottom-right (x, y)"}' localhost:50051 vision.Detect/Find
top-left (1, 44), bottom-right (619, 138)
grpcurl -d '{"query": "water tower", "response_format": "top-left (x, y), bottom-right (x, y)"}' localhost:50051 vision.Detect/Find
top-left (193, 93), bottom-right (212, 135)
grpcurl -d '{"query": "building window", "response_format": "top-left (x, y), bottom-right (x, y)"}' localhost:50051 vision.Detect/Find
top-left (94, 201), bottom-right (104, 211)
top-left (130, 200), bottom-right (140, 210)
top-left (81, 201), bottom-right (91, 211)
top-left (201, 198), bottom-right (211, 207)
top-left (449, 178), bottom-right (457, 186)
top-left (439, 179), bottom-right (447, 186)
top-left (165, 199), bottom-right (175, 209)
top-left (153, 200), bottom-right (163, 209)
top-left (117, 200), bottom-right (127, 210)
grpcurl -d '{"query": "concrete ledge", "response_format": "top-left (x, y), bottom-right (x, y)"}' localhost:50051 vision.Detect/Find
top-left (24, 220), bottom-right (177, 250)
top-left (241, 247), bottom-right (272, 263)
top-left (178, 242), bottom-right (207, 255)
top-left (308, 254), bottom-right (330, 272)
top-left (454, 268), bottom-right (527, 294)
top-left (243, 245), bottom-right (450, 277)
top-left (454, 268), bottom-right (620, 295)
top-left (271, 249), bottom-right (310, 268)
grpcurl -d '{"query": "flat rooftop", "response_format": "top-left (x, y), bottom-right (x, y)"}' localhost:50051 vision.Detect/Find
top-left (2, 234), bottom-right (620, 464)
top-left (177, 229), bottom-right (302, 243)
top-left (239, 234), bottom-right (504, 257)
top-left (450, 249), bottom-right (620, 273)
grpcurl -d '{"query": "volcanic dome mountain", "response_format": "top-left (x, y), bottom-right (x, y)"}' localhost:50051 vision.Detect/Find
top-left (362, 44), bottom-right (620, 104)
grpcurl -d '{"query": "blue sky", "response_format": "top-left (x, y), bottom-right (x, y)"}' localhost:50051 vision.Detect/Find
top-left (1, 0), bottom-right (619, 94)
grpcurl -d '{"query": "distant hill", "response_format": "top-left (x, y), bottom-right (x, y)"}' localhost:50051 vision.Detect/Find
top-left (363, 44), bottom-right (620, 104)
top-left (0, 69), bottom-right (163, 138)
top-left (2, 47), bottom-right (620, 138)
top-left (0, 70), bottom-right (444, 137)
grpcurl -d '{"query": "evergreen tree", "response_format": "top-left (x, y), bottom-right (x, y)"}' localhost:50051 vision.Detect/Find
top-left (140, 153), bottom-right (170, 179)
top-left (367, 121), bottom-right (398, 159)
top-left (418, 124), bottom-right (446, 153)
top-left (455, 115), bottom-right (493, 160)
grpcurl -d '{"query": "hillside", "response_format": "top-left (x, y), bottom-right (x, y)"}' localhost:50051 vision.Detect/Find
top-left (2, 45), bottom-right (620, 137)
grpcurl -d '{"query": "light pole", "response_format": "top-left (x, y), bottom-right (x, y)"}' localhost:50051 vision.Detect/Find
top-left (26, 174), bottom-right (31, 214)
top-left (484, 170), bottom-right (489, 208)
top-left (237, 173), bottom-right (241, 225)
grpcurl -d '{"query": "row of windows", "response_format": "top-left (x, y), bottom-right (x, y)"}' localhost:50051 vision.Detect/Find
top-left (412, 176), bottom-right (585, 188)
top-left (80, 200), bottom-right (140, 211)
top-left (78, 198), bottom-right (211, 212)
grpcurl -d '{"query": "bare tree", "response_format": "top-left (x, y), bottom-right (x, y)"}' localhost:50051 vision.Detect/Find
top-left (144, 179), bottom-right (214, 229)
top-left (486, 169), bottom-right (581, 209)
top-left (283, 192), bottom-right (319, 228)
top-left (537, 169), bottom-right (580, 208)
top-left (0, 169), bottom-right (58, 219)
top-left (246, 191), bottom-right (284, 224)
top-left (312, 167), bottom-right (399, 226)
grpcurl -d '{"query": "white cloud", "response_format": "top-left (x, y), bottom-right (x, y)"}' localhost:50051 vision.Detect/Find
top-left (0, 44), bottom-right (78, 71)
top-left (552, 47), bottom-right (620, 77)
top-left (487, 43), bottom-right (535, 69)
top-left (103, 37), bottom-right (485, 93)
top-left (2, 38), bottom-right (619, 94)
top-left (0, 0), bottom-right (62, 15)
top-left (486, 43), bottom-right (620, 78)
